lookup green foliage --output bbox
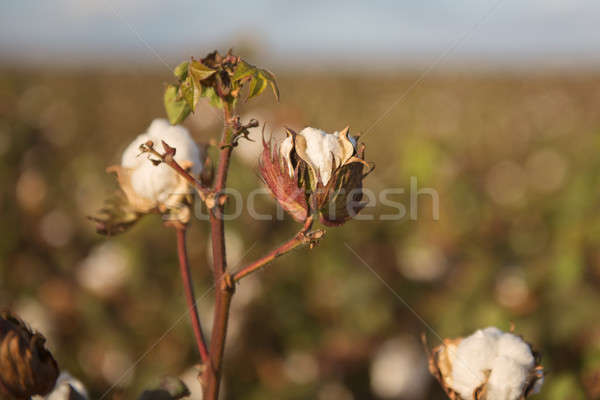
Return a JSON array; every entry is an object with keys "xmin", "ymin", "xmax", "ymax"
[
  {"xmin": 163, "ymin": 51, "xmax": 279, "ymax": 124},
  {"xmin": 232, "ymin": 60, "xmax": 279, "ymax": 101},
  {"xmin": 163, "ymin": 84, "xmax": 191, "ymax": 125}
]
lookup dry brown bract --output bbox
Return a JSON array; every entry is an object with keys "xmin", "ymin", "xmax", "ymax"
[{"xmin": 0, "ymin": 311, "xmax": 59, "ymax": 399}]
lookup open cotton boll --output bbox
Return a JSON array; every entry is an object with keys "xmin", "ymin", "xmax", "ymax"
[
  {"xmin": 496, "ymin": 333, "xmax": 535, "ymax": 368},
  {"xmin": 300, "ymin": 127, "xmax": 345, "ymax": 184},
  {"xmin": 281, "ymin": 127, "xmax": 357, "ymax": 185},
  {"xmin": 487, "ymin": 356, "xmax": 529, "ymax": 400},
  {"xmin": 451, "ymin": 328, "xmax": 500, "ymax": 398},
  {"xmin": 445, "ymin": 327, "xmax": 542, "ymax": 400},
  {"xmin": 120, "ymin": 119, "xmax": 202, "ymax": 207}
]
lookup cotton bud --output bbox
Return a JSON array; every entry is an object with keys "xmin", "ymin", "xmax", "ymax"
[
  {"xmin": 110, "ymin": 119, "xmax": 204, "ymax": 215},
  {"xmin": 260, "ymin": 126, "xmax": 372, "ymax": 225},
  {"xmin": 0, "ymin": 311, "xmax": 59, "ymax": 399},
  {"xmin": 427, "ymin": 327, "xmax": 544, "ymax": 400}
]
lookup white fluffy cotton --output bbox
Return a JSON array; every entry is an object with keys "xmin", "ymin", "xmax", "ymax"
[
  {"xmin": 121, "ymin": 118, "xmax": 202, "ymax": 204},
  {"xmin": 450, "ymin": 327, "xmax": 540, "ymax": 400},
  {"xmin": 280, "ymin": 127, "xmax": 355, "ymax": 185}
]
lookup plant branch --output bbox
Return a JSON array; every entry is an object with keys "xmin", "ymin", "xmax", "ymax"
[
  {"xmin": 175, "ymin": 226, "xmax": 210, "ymax": 364},
  {"xmin": 233, "ymin": 216, "xmax": 318, "ymax": 282},
  {"xmin": 141, "ymin": 141, "xmax": 212, "ymax": 201},
  {"xmin": 204, "ymin": 102, "xmax": 235, "ymax": 400}
]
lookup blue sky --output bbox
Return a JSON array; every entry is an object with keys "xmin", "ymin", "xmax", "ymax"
[{"xmin": 1, "ymin": 0, "xmax": 600, "ymax": 69}]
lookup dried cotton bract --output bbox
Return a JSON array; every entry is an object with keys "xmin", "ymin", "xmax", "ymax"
[
  {"xmin": 0, "ymin": 312, "xmax": 59, "ymax": 399},
  {"xmin": 260, "ymin": 126, "xmax": 372, "ymax": 226},
  {"xmin": 428, "ymin": 327, "xmax": 544, "ymax": 400}
]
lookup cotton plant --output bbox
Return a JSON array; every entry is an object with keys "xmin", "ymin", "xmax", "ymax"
[
  {"xmin": 427, "ymin": 327, "xmax": 544, "ymax": 400},
  {"xmin": 89, "ymin": 50, "xmax": 373, "ymax": 400}
]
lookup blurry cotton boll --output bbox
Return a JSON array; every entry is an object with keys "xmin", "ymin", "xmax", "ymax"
[
  {"xmin": 77, "ymin": 242, "xmax": 131, "ymax": 298},
  {"xmin": 207, "ymin": 229, "xmax": 244, "ymax": 268},
  {"xmin": 16, "ymin": 169, "xmax": 47, "ymax": 213},
  {"xmin": 486, "ymin": 160, "xmax": 526, "ymax": 206},
  {"xmin": 39, "ymin": 210, "xmax": 74, "ymax": 247},
  {"xmin": 495, "ymin": 269, "xmax": 530, "ymax": 310},
  {"xmin": 370, "ymin": 336, "xmax": 430, "ymax": 399},
  {"xmin": 32, "ymin": 371, "xmax": 88, "ymax": 400},
  {"xmin": 284, "ymin": 351, "xmax": 319, "ymax": 385},
  {"xmin": 180, "ymin": 367, "xmax": 204, "ymax": 399},
  {"xmin": 526, "ymin": 148, "xmax": 568, "ymax": 193},
  {"xmin": 318, "ymin": 381, "xmax": 354, "ymax": 400},
  {"xmin": 397, "ymin": 243, "xmax": 448, "ymax": 282},
  {"xmin": 101, "ymin": 349, "xmax": 133, "ymax": 387},
  {"xmin": 117, "ymin": 119, "xmax": 203, "ymax": 211}
]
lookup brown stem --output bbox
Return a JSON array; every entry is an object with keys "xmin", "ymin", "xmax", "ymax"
[
  {"xmin": 233, "ymin": 216, "xmax": 315, "ymax": 282},
  {"xmin": 143, "ymin": 142, "xmax": 212, "ymax": 201},
  {"xmin": 176, "ymin": 227, "xmax": 210, "ymax": 364},
  {"xmin": 203, "ymin": 103, "xmax": 234, "ymax": 400}
]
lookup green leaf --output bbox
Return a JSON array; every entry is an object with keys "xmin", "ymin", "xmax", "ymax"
[
  {"xmin": 200, "ymin": 85, "xmax": 223, "ymax": 109},
  {"xmin": 248, "ymin": 75, "xmax": 268, "ymax": 99},
  {"xmin": 164, "ymin": 84, "xmax": 191, "ymax": 124},
  {"xmin": 258, "ymin": 69, "xmax": 280, "ymax": 101},
  {"xmin": 189, "ymin": 61, "xmax": 216, "ymax": 83},
  {"xmin": 232, "ymin": 60, "xmax": 256, "ymax": 81},
  {"xmin": 173, "ymin": 61, "xmax": 189, "ymax": 81},
  {"xmin": 232, "ymin": 60, "xmax": 280, "ymax": 102},
  {"xmin": 179, "ymin": 76, "xmax": 195, "ymax": 109}
]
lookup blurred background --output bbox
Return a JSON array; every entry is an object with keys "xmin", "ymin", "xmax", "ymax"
[{"xmin": 2, "ymin": 0, "xmax": 600, "ymax": 399}]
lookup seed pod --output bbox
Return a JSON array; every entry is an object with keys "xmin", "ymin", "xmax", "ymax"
[
  {"xmin": 0, "ymin": 311, "xmax": 59, "ymax": 399},
  {"xmin": 260, "ymin": 126, "xmax": 373, "ymax": 226}
]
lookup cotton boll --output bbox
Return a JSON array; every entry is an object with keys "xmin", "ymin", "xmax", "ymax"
[
  {"xmin": 451, "ymin": 329, "xmax": 500, "ymax": 399},
  {"xmin": 299, "ymin": 127, "xmax": 344, "ymax": 184},
  {"xmin": 284, "ymin": 127, "xmax": 357, "ymax": 185},
  {"xmin": 432, "ymin": 327, "xmax": 543, "ymax": 399},
  {"xmin": 120, "ymin": 119, "xmax": 203, "ymax": 207},
  {"xmin": 496, "ymin": 333, "xmax": 535, "ymax": 368},
  {"xmin": 129, "ymin": 161, "xmax": 182, "ymax": 204},
  {"xmin": 486, "ymin": 356, "xmax": 529, "ymax": 400},
  {"xmin": 481, "ymin": 327, "xmax": 504, "ymax": 340}
]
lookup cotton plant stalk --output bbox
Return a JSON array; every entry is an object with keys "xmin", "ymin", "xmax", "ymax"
[{"xmin": 90, "ymin": 50, "xmax": 373, "ymax": 399}]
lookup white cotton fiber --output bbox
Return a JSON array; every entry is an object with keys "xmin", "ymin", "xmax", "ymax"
[{"xmin": 449, "ymin": 327, "xmax": 540, "ymax": 400}]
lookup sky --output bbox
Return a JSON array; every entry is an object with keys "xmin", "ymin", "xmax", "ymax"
[{"xmin": 1, "ymin": 0, "xmax": 600, "ymax": 70}]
